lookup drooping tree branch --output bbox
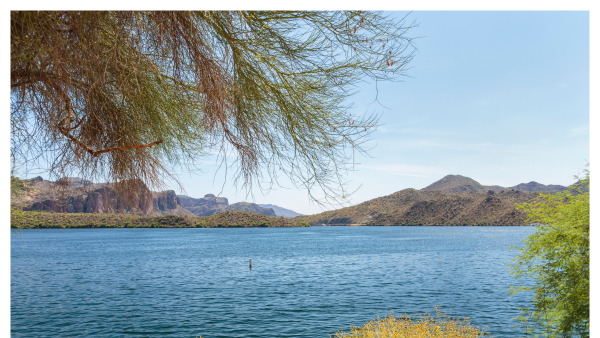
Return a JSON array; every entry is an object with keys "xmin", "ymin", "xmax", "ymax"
[{"xmin": 11, "ymin": 10, "xmax": 417, "ymax": 206}]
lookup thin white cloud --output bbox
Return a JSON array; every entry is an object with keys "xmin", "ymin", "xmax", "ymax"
[
  {"xmin": 358, "ymin": 163, "xmax": 446, "ymax": 178},
  {"xmin": 570, "ymin": 126, "xmax": 589, "ymax": 135},
  {"xmin": 554, "ymin": 125, "xmax": 589, "ymax": 140},
  {"xmin": 378, "ymin": 139, "xmax": 492, "ymax": 151},
  {"xmin": 389, "ymin": 172, "xmax": 431, "ymax": 178},
  {"xmin": 377, "ymin": 126, "xmax": 459, "ymax": 136}
]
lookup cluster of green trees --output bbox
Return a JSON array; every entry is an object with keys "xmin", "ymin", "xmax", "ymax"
[{"xmin": 511, "ymin": 169, "xmax": 589, "ymax": 337}]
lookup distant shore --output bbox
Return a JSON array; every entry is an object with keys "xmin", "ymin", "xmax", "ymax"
[
  {"xmin": 309, "ymin": 224, "xmax": 533, "ymax": 227},
  {"xmin": 11, "ymin": 210, "xmax": 310, "ymax": 229}
]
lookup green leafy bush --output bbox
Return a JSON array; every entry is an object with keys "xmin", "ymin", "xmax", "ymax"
[{"xmin": 510, "ymin": 170, "xmax": 589, "ymax": 337}]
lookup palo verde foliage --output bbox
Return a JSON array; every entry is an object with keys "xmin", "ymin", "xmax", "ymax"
[
  {"xmin": 11, "ymin": 11, "xmax": 416, "ymax": 205},
  {"xmin": 510, "ymin": 170, "xmax": 589, "ymax": 337}
]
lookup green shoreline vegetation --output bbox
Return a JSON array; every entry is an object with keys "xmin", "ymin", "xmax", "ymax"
[
  {"xmin": 11, "ymin": 210, "xmax": 310, "ymax": 229},
  {"xmin": 510, "ymin": 169, "xmax": 589, "ymax": 337}
]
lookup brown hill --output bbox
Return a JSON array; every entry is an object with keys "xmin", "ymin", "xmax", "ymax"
[
  {"xmin": 421, "ymin": 175, "xmax": 485, "ymax": 193},
  {"xmin": 294, "ymin": 189, "xmax": 538, "ymax": 226}
]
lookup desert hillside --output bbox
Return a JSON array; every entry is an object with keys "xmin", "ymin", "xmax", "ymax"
[{"xmin": 294, "ymin": 174, "xmax": 569, "ymax": 226}]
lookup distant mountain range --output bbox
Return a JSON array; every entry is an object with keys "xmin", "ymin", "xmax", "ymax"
[
  {"xmin": 12, "ymin": 176, "xmax": 299, "ymax": 218},
  {"xmin": 13, "ymin": 174, "xmax": 570, "ymax": 225},
  {"xmin": 293, "ymin": 175, "xmax": 571, "ymax": 226},
  {"xmin": 177, "ymin": 194, "xmax": 276, "ymax": 217},
  {"xmin": 258, "ymin": 204, "xmax": 303, "ymax": 218},
  {"xmin": 421, "ymin": 174, "xmax": 568, "ymax": 193}
]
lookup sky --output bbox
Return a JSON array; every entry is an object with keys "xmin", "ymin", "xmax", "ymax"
[
  {"xmin": 166, "ymin": 11, "xmax": 590, "ymax": 215},
  {"xmin": 5, "ymin": 11, "xmax": 591, "ymax": 216}
]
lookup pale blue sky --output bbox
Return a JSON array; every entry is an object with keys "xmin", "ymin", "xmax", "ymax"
[{"xmin": 172, "ymin": 11, "xmax": 589, "ymax": 215}]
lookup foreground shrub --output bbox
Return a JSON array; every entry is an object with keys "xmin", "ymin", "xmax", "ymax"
[
  {"xmin": 510, "ymin": 169, "xmax": 589, "ymax": 337},
  {"xmin": 332, "ymin": 307, "xmax": 490, "ymax": 338}
]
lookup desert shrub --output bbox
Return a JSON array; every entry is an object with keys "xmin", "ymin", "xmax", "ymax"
[{"xmin": 333, "ymin": 307, "xmax": 490, "ymax": 338}]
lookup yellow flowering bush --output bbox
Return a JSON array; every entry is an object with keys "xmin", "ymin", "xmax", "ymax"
[{"xmin": 332, "ymin": 307, "xmax": 491, "ymax": 338}]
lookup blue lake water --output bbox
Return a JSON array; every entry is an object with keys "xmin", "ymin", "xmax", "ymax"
[{"xmin": 11, "ymin": 226, "xmax": 534, "ymax": 337}]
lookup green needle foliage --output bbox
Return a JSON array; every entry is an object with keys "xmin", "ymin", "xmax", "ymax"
[
  {"xmin": 11, "ymin": 11, "xmax": 416, "ymax": 204},
  {"xmin": 510, "ymin": 169, "xmax": 589, "ymax": 337}
]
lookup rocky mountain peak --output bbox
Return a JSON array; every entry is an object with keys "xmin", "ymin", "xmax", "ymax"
[{"xmin": 421, "ymin": 174, "xmax": 485, "ymax": 193}]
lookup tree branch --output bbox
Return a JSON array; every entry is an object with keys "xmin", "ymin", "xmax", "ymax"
[{"xmin": 93, "ymin": 140, "xmax": 164, "ymax": 156}]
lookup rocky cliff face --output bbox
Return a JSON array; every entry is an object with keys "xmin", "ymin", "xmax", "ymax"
[
  {"xmin": 153, "ymin": 190, "xmax": 181, "ymax": 211},
  {"xmin": 17, "ymin": 177, "xmax": 186, "ymax": 216},
  {"xmin": 177, "ymin": 194, "xmax": 275, "ymax": 217}
]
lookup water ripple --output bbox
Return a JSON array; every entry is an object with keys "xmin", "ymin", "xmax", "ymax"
[{"xmin": 12, "ymin": 226, "xmax": 534, "ymax": 337}]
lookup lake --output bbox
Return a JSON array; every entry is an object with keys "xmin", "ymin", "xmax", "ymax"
[{"xmin": 11, "ymin": 226, "xmax": 534, "ymax": 337}]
